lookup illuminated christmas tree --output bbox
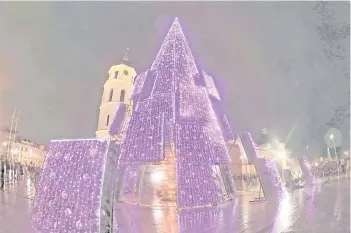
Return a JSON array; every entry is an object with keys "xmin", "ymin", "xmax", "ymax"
[{"xmin": 112, "ymin": 18, "xmax": 236, "ymax": 208}]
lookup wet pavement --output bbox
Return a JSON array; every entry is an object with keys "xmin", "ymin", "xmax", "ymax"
[{"xmin": 0, "ymin": 175, "xmax": 350, "ymax": 233}]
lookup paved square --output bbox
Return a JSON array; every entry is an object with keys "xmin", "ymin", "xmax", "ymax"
[{"xmin": 0, "ymin": 176, "xmax": 350, "ymax": 233}]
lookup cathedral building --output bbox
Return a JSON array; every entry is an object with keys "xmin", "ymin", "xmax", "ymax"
[{"xmin": 95, "ymin": 49, "xmax": 137, "ymax": 139}]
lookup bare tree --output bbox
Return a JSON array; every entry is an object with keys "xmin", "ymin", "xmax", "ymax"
[{"xmin": 309, "ymin": 1, "xmax": 350, "ymax": 139}]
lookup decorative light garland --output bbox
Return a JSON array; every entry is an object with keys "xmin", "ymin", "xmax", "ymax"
[
  {"xmin": 109, "ymin": 104, "xmax": 127, "ymax": 135},
  {"xmin": 32, "ymin": 17, "xmax": 243, "ymax": 232},
  {"xmin": 254, "ymin": 158, "xmax": 284, "ymax": 201},
  {"xmin": 238, "ymin": 131, "xmax": 259, "ymax": 164},
  {"xmin": 238, "ymin": 131, "xmax": 284, "ymax": 200},
  {"xmin": 131, "ymin": 69, "xmax": 149, "ymax": 98},
  {"xmin": 118, "ymin": 112, "xmax": 165, "ymax": 167},
  {"xmin": 220, "ymin": 115, "xmax": 236, "ymax": 142},
  {"xmin": 202, "ymin": 71, "xmax": 221, "ymax": 101},
  {"xmin": 32, "ymin": 139, "xmax": 110, "ymax": 233},
  {"xmin": 178, "ymin": 206, "xmax": 227, "ymax": 233},
  {"xmin": 118, "ymin": 18, "xmax": 235, "ymax": 208}
]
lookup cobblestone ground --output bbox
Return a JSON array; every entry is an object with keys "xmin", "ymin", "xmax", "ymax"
[{"xmin": 0, "ymin": 175, "xmax": 350, "ymax": 233}]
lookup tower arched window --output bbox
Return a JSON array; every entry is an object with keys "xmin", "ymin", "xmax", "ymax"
[
  {"xmin": 120, "ymin": 90, "xmax": 126, "ymax": 102},
  {"xmin": 108, "ymin": 89, "xmax": 114, "ymax": 102},
  {"xmin": 115, "ymin": 71, "xmax": 119, "ymax": 79},
  {"xmin": 106, "ymin": 115, "xmax": 110, "ymax": 126}
]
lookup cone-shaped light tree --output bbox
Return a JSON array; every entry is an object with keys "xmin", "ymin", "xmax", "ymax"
[{"xmin": 112, "ymin": 18, "xmax": 235, "ymax": 208}]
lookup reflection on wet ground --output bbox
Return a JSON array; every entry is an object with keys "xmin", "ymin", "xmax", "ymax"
[
  {"xmin": 114, "ymin": 177, "xmax": 350, "ymax": 233},
  {"xmin": 0, "ymin": 175, "xmax": 350, "ymax": 233}
]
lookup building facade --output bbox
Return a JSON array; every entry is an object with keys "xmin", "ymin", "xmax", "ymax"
[
  {"xmin": 95, "ymin": 52, "xmax": 136, "ymax": 138},
  {"xmin": 0, "ymin": 129, "xmax": 46, "ymax": 167}
]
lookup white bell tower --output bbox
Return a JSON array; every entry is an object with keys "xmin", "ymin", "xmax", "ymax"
[{"xmin": 96, "ymin": 49, "xmax": 137, "ymax": 138}]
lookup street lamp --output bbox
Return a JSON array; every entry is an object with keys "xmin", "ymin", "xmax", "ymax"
[
  {"xmin": 329, "ymin": 134, "xmax": 337, "ymax": 158},
  {"xmin": 151, "ymin": 170, "xmax": 164, "ymax": 184},
  {"xmin": 330, "ymin": 134, "xmax": 339, "ymax": 178},
  {"xmin": 1, "ymin": 142, "xmax": 7, "ymax": 161}
]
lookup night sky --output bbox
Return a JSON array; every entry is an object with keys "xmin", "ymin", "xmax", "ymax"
[{"xmin": 0, "ymin": 2, "xmax": 349, "ymax": 153}]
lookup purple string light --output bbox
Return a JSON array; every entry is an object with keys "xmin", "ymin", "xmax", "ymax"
[
  {"xmin": 119, "ymin": 112, "xmax": 165, "ymax": 167},
  {"xmin": 118, "ymin": 18, "xmax": 234, "ymax": 208},
  {"xmin": 132, "ymin": 69, "xmax": 149, "ymax": 98},
  {"xmin": 202, "ymin": 71, "xmax": 221, "ymax": 101},
  {"xmin": 109, "ymin": 104, "xmax": 128, "ymax": 136},
  {"xmin": 254, "ymin": 158, "xmax": 284, "ymax": 201},
  {"xmin": 238, "ymin": 131, "xmax": 284, "ymax": 200},
  {"xmin": 32, "ymin": 139, "xmax": 110, "ymax": 233},
  {"xmin": 238, "ymin": 131, "xmax": 259, "ymax": 164}
]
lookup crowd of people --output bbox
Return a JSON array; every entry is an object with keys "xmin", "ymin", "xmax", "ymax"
[
  {"xmin": 233, "ymin": 174, "xmax": 259, "ymax": 189},
  {"xmin": 313, "ymin": 157, "xmax": 350, "ymax": 177},
  {"xmin": 0, "ymin": 160, "xmax": 42, "ymax": 189}
]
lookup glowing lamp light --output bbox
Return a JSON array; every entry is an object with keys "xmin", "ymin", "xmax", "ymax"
[
  {"xmin": 272, "ymin": 150, "xmax": 287, "ymax": 161},
  {"xmin": 278, "ymin": 151, "xmax": 287, "ymax": 158},
  {"xmin": 151, "ymin": 170, "xmax": 165, "ymax": 183},
  {"xmin": 330, "ymin": 134, "xmax": 334, "ymax": 140},
  {"xmin": 314, "ymin": 162, "xmax": 319, "ymax": 167}
]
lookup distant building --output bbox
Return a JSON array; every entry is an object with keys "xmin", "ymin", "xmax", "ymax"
[
  {"xmin": 95, "ymin": 49, "xmax": 136, "ymax": 138},
  {"xmin": 0, "ymin": 128, "xmax": 46, "ymax": 167}
]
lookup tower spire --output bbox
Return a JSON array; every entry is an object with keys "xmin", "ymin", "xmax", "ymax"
[{"xmin": 122, "ymin": 48, "xmax": 129, "ymax": 64}]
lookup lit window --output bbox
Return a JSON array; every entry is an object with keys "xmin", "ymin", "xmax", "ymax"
[
  {"xmin": 106, "ymin": 115, "xmax": 110, "ymax": 126},
  {"xmin": 108, "ymin": 89, "xmax": 114, "ymax": 102},
  {"xmin": 120, "ymin": 90, "xmax": 126, "ymax": 102}
]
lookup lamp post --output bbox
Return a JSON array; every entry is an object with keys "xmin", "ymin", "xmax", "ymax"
[
  {"xmin": 329, "ymin": 134, "xmax": 337, "ymax": 157},
  {"xmin": 330, "ymin": 134, "xmax": 339, "ymax": 178},
  {"xmin": 1, "ymin": 142, "xmax": 7, "ymax": 161}
]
